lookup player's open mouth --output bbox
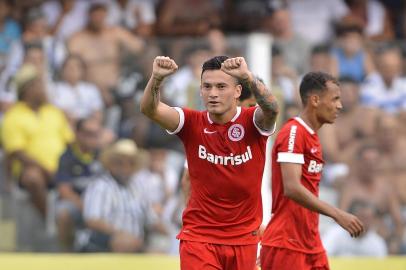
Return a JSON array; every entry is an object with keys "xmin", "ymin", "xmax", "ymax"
[{"xmin": 208, "ymin": 101, "xmax": 219, "ymax": 105}]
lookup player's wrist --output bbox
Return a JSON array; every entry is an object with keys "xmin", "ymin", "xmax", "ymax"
[
  {"xmin": 240, "ymin": 72, "xmax": 255, "ymax": 83},
  {"xmin": 152, "ymin": 73, "xmax": 165, "ymax": 82}
]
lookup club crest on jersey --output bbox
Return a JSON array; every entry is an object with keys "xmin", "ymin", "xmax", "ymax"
[{"xmin": 228, "ymin": 124, "xmax": 245, "ymax": 142}]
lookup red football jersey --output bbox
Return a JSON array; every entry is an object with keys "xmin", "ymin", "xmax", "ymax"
[
  {"xmin": 261, "ymin": 117, "xmax": 325, "ymax": 254},
  {"xmin": 171, "ymin": 106, "xmax": 272, "ymax": 245}
]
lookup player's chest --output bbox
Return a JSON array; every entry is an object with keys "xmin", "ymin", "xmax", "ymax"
[
  {"xmin": 194, "ymin": 123, "xmax": 253, "ymax": 152},
  {"xmin": 303, "ymin": 138, "xmax": 324, "ymax": 174}
]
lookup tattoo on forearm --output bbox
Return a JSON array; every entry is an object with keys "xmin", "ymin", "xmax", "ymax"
[
  {"xmin": 151, "ymin": 78, "xmax": 162, "ymax": 107},
  {"xmin": 244, "ymin": 78, "xmax": 279, "ymax": 117}
]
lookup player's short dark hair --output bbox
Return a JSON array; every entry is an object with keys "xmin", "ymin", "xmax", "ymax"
[
  {"xmin": 299, "ymin": 72, "xmax": 339, "ymax": 105},
  {"xmin": 201, "ymin": 55, "xmax": 229, "ymax": 76}
]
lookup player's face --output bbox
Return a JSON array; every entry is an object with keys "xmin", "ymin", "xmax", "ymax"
[
  {"xmin": 201, "ymin": 69, "xmax": 241, "ymax": 115},
  {"xmin": 316, "ymin": 81, "xmax": 342, "ymax": 124}
]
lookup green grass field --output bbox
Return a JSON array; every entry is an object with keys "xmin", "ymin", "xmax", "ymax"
[{"xmin": 0, "ymin": 254, "xmax": 406, "ymax": 270}]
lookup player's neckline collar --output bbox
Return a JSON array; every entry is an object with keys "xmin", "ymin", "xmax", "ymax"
[
  {"xmin": 294, "ymin": 116, "xmax": 315, "ymax": 135},
  {"xmin": 207, "ymin": 106, "xmax": 241, "ymax": 124}
]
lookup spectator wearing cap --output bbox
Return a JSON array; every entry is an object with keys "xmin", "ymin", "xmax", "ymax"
[
  {"xmin": 1, "ymin": 64, "xmax": 73, "ymax": 218},
  {"xmin": 55, "ymin": 118, "xmax": 103, "ymax": 251},
  {"xmin": 80, "ymin": 139, "xmax": 165, "ymax": 252}
]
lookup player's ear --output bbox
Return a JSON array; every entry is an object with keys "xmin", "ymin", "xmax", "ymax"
[
  {"xmin": 309, "ymin": 94, "xmax": 320, "ymax": 107},
  {"xmin": 234, "ymin": 84, "xmax": 242, "ymax": 99}
]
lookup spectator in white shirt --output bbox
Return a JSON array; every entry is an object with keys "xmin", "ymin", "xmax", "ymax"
[
  {"xmin": 287, "ymin": 0, "xmax": 348, "ymax": 45},
  {"xmin": 102, "ymin": 0, "xmax": 157, "ymax": 37},
  {"xmin": 360, "ymin": 44, "xmax": 406, "ymax": 114},
  {"xmin": 323, "ymin": 200, "xmax": 388, "ymax": 257},
  {"xmin": 41, "ymin": 0, "xmax": 89, "ymax": 42},
  {"xmin": 52, "ymin": 54, "xmax": 103, "ymax": 122}
]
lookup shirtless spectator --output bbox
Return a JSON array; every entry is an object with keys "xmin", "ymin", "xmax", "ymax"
[
  {"xmin": 339, "ymin": 143, "xmax": 404, "ymax": 254},
  {"xmin": 374, "ymin": 114, "xmax": 406, "ymax": 218},
  {"xmin": 319, "ymin": 77, "xmax": 376, "ymax": 164},
  {"xmin": 343, "ymin": 0, "xmax": 394, "ymax": 41},
  {"xmin": 68, "ymin": 3, "xmax": 144, "ymax": 106},
  {"xmin": 156, "ymin": 0, "xmax": 220, "ymax": 36}
]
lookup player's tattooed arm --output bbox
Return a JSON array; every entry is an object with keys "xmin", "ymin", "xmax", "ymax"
[
  {"xmin": 221, "ymin": 57, "xmax": 279, "ymax": 131},
  {"xmin": 244, "ymin": 77, "xmax": 279, "ymax": 131},
  {"xmin": 140, "ymin": 56, "xmax": 180, "ymax": 131}
]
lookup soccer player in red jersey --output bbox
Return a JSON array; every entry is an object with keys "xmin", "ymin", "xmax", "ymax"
[
  {"xmin": 140, "ymin": 55, "xmax": 278, "ymax": 270},
  {"xmin": 260, "ymin": 72, "xmax": 364, "ymax": 270}
]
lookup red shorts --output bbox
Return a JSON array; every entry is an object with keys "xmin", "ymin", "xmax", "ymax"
[
  {"xmin": 260, "ymin": 246, "xmax": 330, "ymax": 270},
  {"xmin": 179, "ymin": 240, "xmax": 258, "ymax": 270}
]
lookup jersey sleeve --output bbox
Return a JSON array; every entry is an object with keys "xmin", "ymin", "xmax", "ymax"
[
  {"xmin": 253, "ymin": 106, "xmax": 276, "ymax": 136},
  {"xmin": 276, "ymin": 124, "xmax": 305, "ymax": 164},
  {"xmin": 165, "ymin": 107, "xmax": 185, "ymax": 135},
  {"xmin": 166, "ymin": 107, "xmax": 199, "ymax": 142}
]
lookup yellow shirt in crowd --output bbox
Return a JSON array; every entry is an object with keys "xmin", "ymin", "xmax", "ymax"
[{"xmin": 1, "ymin": 102, "xmax": 74, "ymax": 175}]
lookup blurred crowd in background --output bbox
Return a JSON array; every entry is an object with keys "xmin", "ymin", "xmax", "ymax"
[{"xmin": 0, "ymin": 0, "xmax": 405, "ymax": 257}]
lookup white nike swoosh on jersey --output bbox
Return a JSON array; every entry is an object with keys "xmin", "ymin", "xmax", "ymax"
[
  {"xmin": 204, "ymin": 128, "xmax": 217, "ymax": 134},
  {"xmin": 311, "ymin": 147, "xmax": 318, "ymax": 154}
]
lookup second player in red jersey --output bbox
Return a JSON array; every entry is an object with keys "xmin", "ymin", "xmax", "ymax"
[
  {"xmin": 261, "ymin": 72, "xmax": 364, "ymax": 270},
  {"xmin": 140, "ymin": 55, "xmax": 279, "ymax": 270}
]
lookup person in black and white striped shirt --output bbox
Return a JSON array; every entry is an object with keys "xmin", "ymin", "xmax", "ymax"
[{"xmin": 80, "ymin": 139, "xmax": 163, "ymax": 252}]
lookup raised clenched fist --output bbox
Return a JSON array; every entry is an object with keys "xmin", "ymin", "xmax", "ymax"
[
  {"xmin": 152, "ymin": 56, "xmax": 179, "ymax": 80},
  {"xmin": 220, "ymin": 57, "xmax": 253, "ymax": 81}
]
